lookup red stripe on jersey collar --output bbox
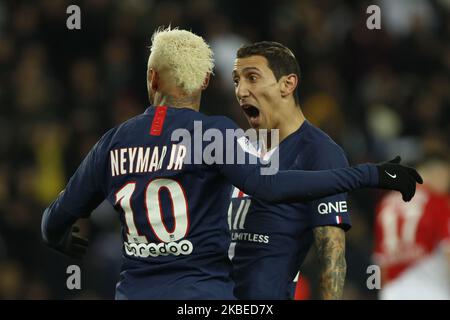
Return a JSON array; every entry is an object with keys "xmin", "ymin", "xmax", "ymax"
[{"xmin": 149, "ymin": 105, "xmax": 168, "ymax": 136}]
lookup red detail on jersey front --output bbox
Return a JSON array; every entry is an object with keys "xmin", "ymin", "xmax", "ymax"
[
  {"xmin": 232, "ymin": 187, "xmax": 248, "ymax": 198},
  {"xmin": 373, "ymin": 186, "xmax": 450, "ymax": 283},
  {"xmin": 150, "ymin": 106, "xmax": 168, "ymax": 136}
]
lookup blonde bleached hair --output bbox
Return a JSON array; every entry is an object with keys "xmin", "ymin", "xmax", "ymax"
[{"xmin": 148, "ymin": 26, "xmax": 214, "ymax": 94}]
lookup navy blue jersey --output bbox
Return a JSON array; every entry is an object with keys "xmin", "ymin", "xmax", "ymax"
[
  {"xmin": 41, "ymin": 106, "xmax": 379, "ymax": 299},
  {"xmin": 230, "ymin": 121, "xmax": 351, "ymax": 299}
]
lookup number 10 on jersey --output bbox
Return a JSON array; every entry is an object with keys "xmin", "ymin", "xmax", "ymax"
[{"xmin": 115, "ymin": 178, "xmax": 189, "ymax": 243}]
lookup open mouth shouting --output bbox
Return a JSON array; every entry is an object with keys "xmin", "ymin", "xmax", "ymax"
[{"xmin": 241, "ymin": 104, "xmax": 261, "ymax": 127}]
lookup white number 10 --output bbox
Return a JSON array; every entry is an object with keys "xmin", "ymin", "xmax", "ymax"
[{"xmin": 115, "ymin": 178, "xmax": 189, "ymax": 243}]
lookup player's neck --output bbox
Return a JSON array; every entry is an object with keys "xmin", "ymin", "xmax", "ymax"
[
  {"xmin": 277, "ymin": 104, "xmax": 305, "ymax": 143},
  {"xmin": 155, "ymin": 93, "xmax": 201, "ymax": 112},
  {"xmin": 261, "ymin": 106, "xmax": 305, "ymax": 152}
]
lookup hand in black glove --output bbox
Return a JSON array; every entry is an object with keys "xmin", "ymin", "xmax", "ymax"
[
  {"xmin": 45, "ymin": 226, "xmax": 89, "ymax": 259},
  {"xmin": 377, "ymin": 156, "xmax": 423, "ymax": 202}
]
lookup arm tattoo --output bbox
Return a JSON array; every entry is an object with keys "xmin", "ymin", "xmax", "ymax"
[{"xmin": 313, "ymin": 225, "xmax": 346, "ymax": 299}]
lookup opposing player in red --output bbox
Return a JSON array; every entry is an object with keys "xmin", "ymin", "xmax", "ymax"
[{"xmin": 374, "ymin": 152, "xmax": 450, "ymax": 299}]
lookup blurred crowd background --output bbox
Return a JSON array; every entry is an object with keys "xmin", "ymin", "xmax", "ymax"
[{"xmin": 0, "ymin": 0, "xmax": 448, "ymax": 299}]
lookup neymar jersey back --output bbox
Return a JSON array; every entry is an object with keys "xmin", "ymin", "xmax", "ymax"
[{"xmin": 98, "ymin": 106, "xmax": 237, "ymax": 299}]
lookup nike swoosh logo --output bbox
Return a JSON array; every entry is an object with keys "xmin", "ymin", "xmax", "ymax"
[{"xmin": 385, "ymin": 171, "xmax": 397, "ymax": 178}]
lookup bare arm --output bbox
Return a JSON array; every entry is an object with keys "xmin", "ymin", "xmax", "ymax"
[{"xmin": 313, "ymin": 225, "xmax": 347, "ymax": 299}]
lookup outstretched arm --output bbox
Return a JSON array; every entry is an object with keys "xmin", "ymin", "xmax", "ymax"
[
  {"xmin": 222, "ymin": 156, "xmax": 422, "ymax": 203},
  {"xmin": 216, "ymin": 119, "xmax": 421, "ymax": 203}
]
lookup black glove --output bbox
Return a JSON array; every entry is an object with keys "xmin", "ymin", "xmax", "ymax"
[
  {"xmin": 44, "ymin": 226, "xmax": 89, "ymax": 259},
  {"xmin": 376, "ymin": 156, "xmax": 423, "ymax": 202}
]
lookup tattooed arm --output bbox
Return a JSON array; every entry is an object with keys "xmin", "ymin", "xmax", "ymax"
[{"xmin": 313, "ymin": 225, "xmax": 346, "ymax": 300}]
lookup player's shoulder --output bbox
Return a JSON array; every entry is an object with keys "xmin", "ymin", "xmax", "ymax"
[
  {"xmin": 290, "ymin": 121, "xmax": 348, "ymax": 170},
  {"xmin": 115, "ymin": 111, "xmax": 150, "ymax": 132},
  {"xmin": 92, "ymin": 126, "xmax": 120, "ymax": 154},
  {"xmin": 201, "ymin": 115, "xmax": 240, "ymax": 131},
  {"xmin": 93, "ymin": 112, "xmax": 149, "ymax": 151},
  {"xmin": 98, "ymin": 115, "xmax": 139, "ymax": 144},
  {"xmin": 101, "ymin": 109, "xmax": 240, "ymax": 148},
  {"xmin": 299, "ymin": 121, "xmax": 345, "ymax": 157}
]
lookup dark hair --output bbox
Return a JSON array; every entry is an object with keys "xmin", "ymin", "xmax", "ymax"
[{"xmin": 237, "ymin": 41, "xmax": 301, "ymax": 105}]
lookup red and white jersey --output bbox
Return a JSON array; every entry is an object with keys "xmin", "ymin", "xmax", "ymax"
[{"xmin": 373, "ymin": 186, "xmax": 450, "ymax": 299}]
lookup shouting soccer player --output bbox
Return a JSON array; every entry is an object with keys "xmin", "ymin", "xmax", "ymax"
[
  {"xmin": 41, "ymin": 28, "xmax": 422, "ymax": 299},
  {"xmin": 228, "ymin": 41, "xmax": 402, "ymax": 299}
]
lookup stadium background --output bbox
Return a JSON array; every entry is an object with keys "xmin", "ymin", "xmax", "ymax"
[{"xmin": 0, "ymin": 0, "xmax": 448, "ymax": 299}]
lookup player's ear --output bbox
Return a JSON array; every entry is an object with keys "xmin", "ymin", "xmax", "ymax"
[
  {"xmin": 201, "ymin": 73, "xmax": 211, "ymax": 91},
  {"xmin": 149, "ymin": 68, "xmax": 159, "ymax": 91},
  {"xmin": 280, "ymin": 74, "xmax": 298, "ymax": 98}
]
